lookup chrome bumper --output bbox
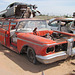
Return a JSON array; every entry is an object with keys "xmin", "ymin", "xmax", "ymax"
[
  {"xmin": 36, "ymin": 51, "xmax": 68, "ymax": 64},
  {"xmin": 67, "ymin": 38, "xmax": 75, "ymax": 56},
  {"xmin": 36, "ymin": 38, "xmax": 75, "ymax": 64}
]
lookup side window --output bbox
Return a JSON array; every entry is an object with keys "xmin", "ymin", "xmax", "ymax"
[
  {"xmin": 11, "ymin": 22, "xmax": 16, "ymax": 25},
  {"xmin": 10, "ymin": 22, "xmax": 16, "ymax": 30},
  {"xmin": 3, "ymin": 22, "xmax": 9, "ymax": 25},
  {"xmin": 17, "ymin": 21, "xmax": 27, "ymax": 30},
  {"xmin": 49, "ymin": 21, "xmax": 58, "ymax": 27},
  {"xmin": 6, "ymin": 4, "xmax": 14, "ymax": 9},
  {"xmin": 2, "ymin": 22, "xmax": 9, "ymax": 30},
  {"xmin": 6, "ymin": 6, "xmax": 10, "ymax": 9},
  {"xmin": 10, "ymin": 4, "xmax": 15, "ymax": 8},
  {"xmin": 0, "ymin": 21, "xmax": 3, "ymax": 25},
  {"xmin": 0, "ymin": 21, "xmax": 3, "ymax": 28}
]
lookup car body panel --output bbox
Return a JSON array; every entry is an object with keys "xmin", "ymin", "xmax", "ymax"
[{"xmin": 5, "ymin": 6, "xmax": 16, "ymax": 17}]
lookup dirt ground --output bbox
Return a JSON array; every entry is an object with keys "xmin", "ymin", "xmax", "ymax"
[{"xmin": 0, "ymin": 44, "xmax": 75, "ymax": 75}]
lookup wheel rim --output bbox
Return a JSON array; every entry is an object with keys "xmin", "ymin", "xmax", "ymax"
[{"xmin": 28, "ymin": 49, "xmax": 35, "ymax": 63}]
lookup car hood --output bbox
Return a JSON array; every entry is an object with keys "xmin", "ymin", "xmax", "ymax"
[{"xmin": 17, "ymin": 33, "xmax": 56, "ymax": 45}]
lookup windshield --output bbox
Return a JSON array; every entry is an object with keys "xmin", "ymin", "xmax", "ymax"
[{"xmin": 17, "ymin": 20, "xmax": 49, "ymax": 30}]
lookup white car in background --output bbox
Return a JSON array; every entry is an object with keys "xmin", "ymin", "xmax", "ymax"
[
  {"xmin": 48, "ymin": 18, "xmax": 75, "ymax": 34},
  {"xmin": 0, "ymin": 2, "xmax": 34, "ymax": 18}
]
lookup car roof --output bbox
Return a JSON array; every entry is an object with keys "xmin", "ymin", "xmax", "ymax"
[
  {"xmin": 14, "ymin": 18, "xmax": 45, "ymax": 21},
  {"xmin": 9, "ymin": 2, "xmax": 27, "ymax": 6},
  {"xmin": 49, "ymin": 18, "xmax": 75, "ymax": 22},
  {"xmin": 8, "ymin": 2, "xmax": 33, "ymax": 7},
  {"xmin": 0, "ymin": 18, "xmax": 45, "ymax": 22}
]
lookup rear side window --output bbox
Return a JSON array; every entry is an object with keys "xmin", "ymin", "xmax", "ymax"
[
  {"xmin": 0, "ymin": 21, "xmax": 3, "ymax": 28},
  {"xmin": 3, "ymin": 22, "xmax": 9, "ymax": 25},
  {"xmin": 2, "ymin": 22, "xmax": 9, "ymax": 30},
  {"xmin": 0, "ymin": 21, "xmax": 3, "ymax": 25},
  {"xmin": 11, "ymin": 22, "xmax": 16, "ymax": 25},
  {"xmin": 10, "ymin": 22, "xmax": 16, "ymax": 30}
]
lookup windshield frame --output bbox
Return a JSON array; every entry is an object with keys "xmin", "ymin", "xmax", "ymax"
[{"xmin": 16, "ymin": 20, "xmax": 49, "ymax": 31}]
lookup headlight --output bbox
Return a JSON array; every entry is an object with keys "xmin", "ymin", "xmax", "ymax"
[{"xmin": 46, "ymin": 47, "xmax": 55, "ymax": 53}]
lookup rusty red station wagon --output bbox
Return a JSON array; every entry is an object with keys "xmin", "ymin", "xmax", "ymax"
[{"xmin": 0, "ymin": 18, "xmax": 75, "ymax": 64}]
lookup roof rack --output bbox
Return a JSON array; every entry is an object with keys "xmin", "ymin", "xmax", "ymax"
[{"xmin": 0, "ymin": 18, "xmax": 16, "ymax": 21}]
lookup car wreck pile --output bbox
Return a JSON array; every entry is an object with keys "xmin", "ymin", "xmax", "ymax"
[
  {"xmin": 0, "ymin": 2, "xmax": 41, "ymax": 18},
  {"xmin": 0, "ymin": 2, "xmax": 75, "ymax": 64}
]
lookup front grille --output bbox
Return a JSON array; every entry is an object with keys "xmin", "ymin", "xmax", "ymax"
[{"xmin": 55, "ymin": 43, "xmax": 67, "ymax": 52}]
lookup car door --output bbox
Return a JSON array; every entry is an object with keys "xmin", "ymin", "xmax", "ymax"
[
  {"xmin": 0, "ymin": 21, "xmax": 6, "ymax": 45},
  {"xmin": 5, "ymin": 5, "xmax": 15, "ymax": 17},
  {"xmin": 0, "ymin": 21, "xmax": 9, "ymax": 45},
  {"xmin": 11, "ymin": 21, "xmax": 25, "ymax": 43}
]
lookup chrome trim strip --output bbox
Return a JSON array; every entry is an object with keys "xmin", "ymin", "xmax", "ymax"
[
  {"xmin": 43, "ymin": 43, "xmax": 57, "ymax": 46},
  {"xmin": 17, "ymin": 38, "xmax": 57, "ymax": 47},
  {"xmin": 36, "ymin": 51, "xmax": 67, "ymax": 59},
  {"xmin": 36, "ymin": 51, "xmax": 68, "ymax": 64},
  {"xmin": 17, "ymin": 38, "xmax": 44, "ymax": 47},
  {"xmin": 67, "ymin": 38, "xmax": 74, "ymax": 55}
]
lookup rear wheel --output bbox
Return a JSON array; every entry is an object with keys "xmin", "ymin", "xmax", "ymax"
[{"xmin": 27, "ymin": 47, "xmax": 37, "ymax": 64}]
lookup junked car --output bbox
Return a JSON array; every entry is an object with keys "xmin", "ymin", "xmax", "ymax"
[
  {"xmin": 48, "ymin": 18, "xmax": 75, "ymax": 34},
  {"xmin": 0, "ymin": 2, "xmax": 40, "ymax": 18},
  {"xmin": 0, "ymin": 18, "xmax": 75, "ymax": 64}
]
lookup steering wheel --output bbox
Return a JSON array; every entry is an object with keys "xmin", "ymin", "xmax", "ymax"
[{"xmin": 33, "ymin": 27, "xmax": 38, "ymax": 35}]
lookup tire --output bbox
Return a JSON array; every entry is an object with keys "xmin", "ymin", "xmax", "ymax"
[{"xmin": 27, "ymin": 47, "xmax": 37, "ymax": 64}]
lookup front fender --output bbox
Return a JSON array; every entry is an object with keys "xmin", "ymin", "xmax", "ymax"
[{"xmin": 17, "ymin": 33, "xmax": 56, "ymax": 54}]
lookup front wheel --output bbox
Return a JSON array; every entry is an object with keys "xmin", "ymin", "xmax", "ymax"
[{"xmin": 27, "ymin": 47, "xmax": 37, "ymax": 64}]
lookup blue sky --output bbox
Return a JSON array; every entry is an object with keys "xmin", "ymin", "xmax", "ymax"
[{"xmin": 0, "ymin": 0, "xmax": 75, "ymax": 16}]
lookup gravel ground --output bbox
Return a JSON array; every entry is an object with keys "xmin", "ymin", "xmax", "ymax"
[{"xmin": 0, "ymin": 44, "xmax": 75, "ymax": 75}]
